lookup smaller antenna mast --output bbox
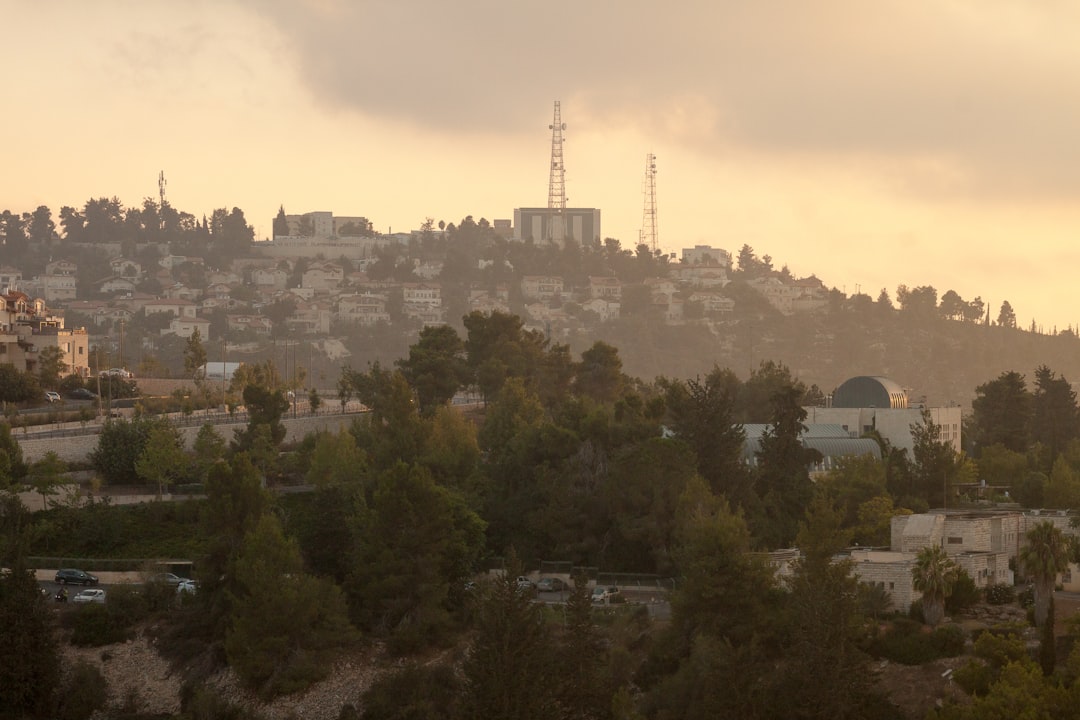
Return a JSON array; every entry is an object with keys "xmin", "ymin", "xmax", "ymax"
[{"xmin": 639, "ymin": 153, "xmax": 658, "ymax": 253}]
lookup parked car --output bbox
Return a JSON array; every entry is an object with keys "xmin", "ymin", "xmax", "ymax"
[
  {"xmin": 102, "ymin": 368, "xmax": 134, "ymax": 378},
  {"xmin": 536, "ymin": 577, "xmax": 567, "ymax": 593},
  {"xmin": 515, "ymin": 576, "xmax": 537, "ymax": 595},
  {"xmin": 149, "ymin": 572, "xmax": 183, "ymax": 587},
  {"xmin": 176, "ymin": 579, "xmax": 198, "ymax": 595},
  {"xmin": 591, "ymin": 586, "xmax": 621, "ymax": 604},
  {"xmin": 66, "ymin": 388, "xmax": 97, "ymax": 401},
  {"xmin": 72, "ymin": 588, "xmax": 107, "ymax": 605},
  {"xmin": 44, "ymin": 391, "xmax": 61, "ymax": 403},
  {"xmin": 55, "ymin": 568, "xmax": 99, "ymax": 586}
]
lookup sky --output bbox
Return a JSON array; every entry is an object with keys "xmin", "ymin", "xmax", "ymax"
[{"xmin": 4, "ymin": 0, "xmax": 1080, "ymax": 332}]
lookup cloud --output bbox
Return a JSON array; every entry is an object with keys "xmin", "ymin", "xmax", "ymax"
[{"xmin": 236, "ymin": 0, "xmax": 1080, "ymax": 198}]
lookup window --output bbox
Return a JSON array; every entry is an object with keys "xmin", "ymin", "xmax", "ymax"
[
  {"xmin": 948, "ymin": 537, "xmax": 963, "ymax": 544},
  {"xmin": 889, "ymin": 582, "xmax": 895, "ymax": 590}
]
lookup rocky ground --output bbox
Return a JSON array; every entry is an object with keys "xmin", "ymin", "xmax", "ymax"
[{"xmin": 64, "ymin": 630, "xmax": 387, "ymax": 720}]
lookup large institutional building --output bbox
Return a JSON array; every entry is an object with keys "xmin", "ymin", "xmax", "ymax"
[{"xmin": 512, "ymin": 207, "xmax": 601, "ymax": 245}]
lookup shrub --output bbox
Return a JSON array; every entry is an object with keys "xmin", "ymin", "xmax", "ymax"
[
  {"xmin": 907, "ymin": 598, "xmax": 925, "ymax": 624},
  {"xmin": 945, "ymin": 570, "xmax": 981, "ymax": 613},
  {"xmin": 52, "ymin": 660, "xmax": 108, "ymax": 720},
  {"xmin": 67, "ymin": 604, "xmax": 126, "ymax": 646},
  {"xmin": 953, "ymin": 659, "xmax": 993, "ymax": 696},
  {"xmin": 360, "ymin": 663, "xmax": 461, "ymax": 720},
  {"xmin": 930, "ymin": 624, "xmax": 967, "ymax": 657},
  {"xmin": 985, "ymin": 583, "xmax": 1016, "ymax": 605},
  {"xmin": 1018, "ymin": 585, "xmax": 1035, "ymax": 609}
]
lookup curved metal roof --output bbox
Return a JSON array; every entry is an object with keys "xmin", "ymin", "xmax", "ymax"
[{"xmin": 831, "ymin": 376, "xmax": 908, "ymax": 409}]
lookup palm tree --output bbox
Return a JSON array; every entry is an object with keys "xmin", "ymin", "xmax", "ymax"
[
  {"xmin": 912, "ymin": 544, "xmax": 959, "ymax": 626},
  {"xmin": 1020, "ymin": 520, "xmax": 1070, "ymax": 628}
]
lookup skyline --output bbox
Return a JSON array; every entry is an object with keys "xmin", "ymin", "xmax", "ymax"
[{"xmin": 4, "ymin": 1, "xmax": 1080, "ymax": 332}]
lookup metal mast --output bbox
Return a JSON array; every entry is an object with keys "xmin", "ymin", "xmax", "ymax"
[
  {"xmin": 546, "ymin": 101, "xmax": 567, "ymax": 244},
  {"xmin": 640, "ymin": 153, "xmax": 658, "ymax": 253},
  {"xmin": 158, "ymin": 171, "xmax": 167, "ymax": 231}
]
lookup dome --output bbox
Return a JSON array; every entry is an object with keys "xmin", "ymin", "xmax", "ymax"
[{"xmin": 831, "ymin": 376, "xmax": 908, "ymax": 409}]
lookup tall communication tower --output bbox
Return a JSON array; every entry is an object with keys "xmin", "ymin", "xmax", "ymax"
[
  {"xmin": 639, "ymin": 153, "xmax": 658, "ymax": 253},
  {"xmin": 546, "ymin": 101, "xmax": 567, "ymax": 244},
  {"xmin": 158, "ymin": 171, "xmax": 168, "ymax": 231}
]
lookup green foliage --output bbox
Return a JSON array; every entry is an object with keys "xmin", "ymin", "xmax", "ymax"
[
  {"xmin": 135, "ymin": 421, "xmax": 188, "ymax": 498},
  {"xmin": 953, "ymin": 659, "xmax": 994, "ymax": 696},
  {"xmin": 306, "ymin": 429, "xmax": 367, "ymax": 487},
  {"xmin": 395, "ymin": 324, "xmax": 469, "ymax": 415},
  {"xmin": 970, "ymin": 370, "xmax": 1033, "ymax": 454},
  {"xmin": 1020, "ymin": 521, "xmax": 1070, "ymax": 628},
  {"xmin": 462, "ymin": 552, "xmax": 557, "ymax": 720},
  {"xmin": 67, "ymin": 603, "xmax": 131, "ymax": 646},
  {"xmin": 348, "ymin": 463, "xmax": 485, "ymax": 653},
  {"xmin": 869, "ymin": 621, "xmax": 966, "ymax": 665},
  {"xmin": 982, "ymin": 583, "xmax": 1013, "ymax": 606},
  {"xmin": 360, "ymin": 662, "xmax": 462, "ymax": 720},
  {"xmin": 946, "ymin": 568, "xmax": 982, "ymax": 613},
  {"xmin": 225, "ymin": 514, "xmax": 356, "ymax": 698},
  {"xmin": 0, "ymin": 562, "xmax": 60, "ymax": 718},
  {"xmin": 52, "ymin": 660, "xmax": 108, "ymax": 720},
  {"xmin": 912, "ymin": 544, "xmax": 960, "ymax": 627},
  {"xmin": 90, "ymin": 416, "xmax": 175, "ymax": 485}
]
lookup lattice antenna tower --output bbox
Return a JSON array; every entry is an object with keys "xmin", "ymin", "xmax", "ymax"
[
  {"xmin": 640, "ymin": 153, "xmax": 658, "ymax": 253},
  {"xmin": 158, "ymin": 171, "xmax": 168, "ymax": 231},
  {"xmin": 547, "ymin": 101, "xmax": 567, "ymax": 244}
]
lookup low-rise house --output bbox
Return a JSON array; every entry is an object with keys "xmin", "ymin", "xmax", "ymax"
[
  {"xmin": 162, "ymin": 283, "xmax": 202, "ymax": 302},
  {"xmin": 521, "ymin": 275, "xmax": 563, "ymax": 302},
  {"xmin": 671, "ymin": 264, "xmax": 731, "ymax": 288},
  {"xmin": 580, "ymin": 297, "xmax": 620, "ymax": 322},
  {"xmin": 403, "ymin": 283, "xmax": 442, "ymax": 307},
  {"xmin": 143, "ymin": 299, "xmax": 198, "ymax": 320},
  {"xmin": 98, "ymin": 276, "xmax": 138, "ymax": 295},
  {"xmin": 336, "ymin": 293, "xmax": 390, "ymax": 326},
  {"xmin": 252, "ymin": 267, "xmax": 289, "ymax": 290},
  {"xmin": 588, "ymin": 276, "xmax": 621, "ymax": 301},
  {"xmin": 165, "ymin": 315, "xmax": 211, "ymax": 340},
  {"xmin": 0, "ymin": 266, "xmax": 23, "ymax": 291},
  {"xmin": 301, "ymin": 262, "xmax": 344, "ymax": 292},
  {"xmin": 227, "ymin": 314, "xmax": 273, "ymax": 336},
  {"xmin": 687, "ymin": 291, "xmax": 735, "ymax": 314},
  {"xmin": 45, "ymin": 259, "xmax": 78, "ymax": 276},
  {"xmin": 109, "ymin": 257, "xmax": 142, "ymax": 278}
]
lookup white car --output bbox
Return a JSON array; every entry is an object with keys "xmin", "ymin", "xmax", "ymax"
[
  {"xmin": 176, "ymin": 579, "xmax": 198, "ymax": 595},
  {"xmin": 103, "ymin": 368, "xmax": 134, "ymax": 378},
  {"xmin": 45, "ymin": 391, "xmax": 61, "ymax": 403},
  {"xmin": 72, "ymin": 588, "xmax": 107, "ymax": 604}
]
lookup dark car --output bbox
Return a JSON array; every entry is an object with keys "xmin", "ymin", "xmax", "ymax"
[
  {"xmin": 67, "ymin": 388, "xmax": 97, "ymax": 401},
  {"xmin": 55, "ymin": 568, "xmax": 99, "ymax": 586}
]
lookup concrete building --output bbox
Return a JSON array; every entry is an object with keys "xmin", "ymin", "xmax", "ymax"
[
  {"xmin": 681, "ymin": 245, "xmax": 732, "ymax": 268},
  {"xmin": 804, "ymin": 376, "xmax": 963, "ymax": 455},
  {"xmin": 513, "ymin": 207, "xmax": 601, "ymax": 245},
  {"xmin": 0, "ymin": 291, "xmax": 90, "ymax": 378}
]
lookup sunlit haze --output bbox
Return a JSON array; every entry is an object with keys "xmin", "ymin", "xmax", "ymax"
[{"xmin": 5, "ymin": 1, "xmax": 1080, "ymax": 331}]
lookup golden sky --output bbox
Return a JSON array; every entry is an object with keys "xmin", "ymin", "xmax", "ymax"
[{"xmin": 4, "ymin": 1, "xmax": 1080, "ymax": 331}]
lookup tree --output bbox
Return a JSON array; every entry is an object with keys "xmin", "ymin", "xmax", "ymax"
[
  {"xmin": 662, "ymin": 366, "xmax": 751, "ymax": 508},
  {"xmin": 37, "ymin": 345, "xmax": 68, "ymax": 389},
  {"xmin": 225, "ymin": 514, "xmax": 355, "ymax": 698},
  {"xmin": 90, "ymin": 417, "xmax": 171, "ymax": 485},
  {"xmin": 305, "ymin": 430, "xmax": 367, "ymax": 487},
  {"xmin": 273, "ymin": 205, "xmax": 289, "ymax": 237},
  {"xmin": 191, "ymin": 423, "xmax": 227, "ymax": 481},
  {"xmin": 232, "ymin": 383, "xmax": 289, "ymax": 454},
  {"xmin": 997, "ymin": 300, "xmax": 1017, "ymax": 328},
  {"xmin": 1031, "ymin": 366, "xmax": 1079, "ymax": 471},
  {"xmin": 755, "ymin": 385, "xmax": 821, "ymax": 547},
  {"xmin": 939, "ymin": 290, "xmax": 966, "ymax": 320},
  {"xmin": 134, "ymin": 422, "xmax": 188, "ymax": 499},
  {"xmin": 971, "ymin": 371, "xmax": 1032, "ymax": 454},
  {"xmin": 462, "ymin": 552, "xmax": 556, "ymax": 720},
  {"xmin": 28, "ymin": 451, "xmax": 66, "ymax": 510},
  {"xmin": 774, "ymin": 495, "xmax": 885, "ymax": 719},
  {"xmin": 1020, "ymin": 521, "xmax": 1070, "ymax": 629},
  {"xmin": 574, "ymin": 340, "xmax": 625, "ymax": 404},
  {"xmin": 396, "ymin": 324, "xmax": 469, "ymax": 415},
  {"xmin": 183, "ymin": 327, "xmax": 208, "ymax": 379},
  {"xmin": 910, "ymin": 410, "xmax": 974, "ymax": 508},
  {"xmin": 911, "ymin": 544, "xmax": 959, "ymax": 627},
  {"xmin": 348, "ymin": 463, "xmax": 485, "ymax": 652},
  {"xmin": 0, "ymin": 554, "xmax": 60, "ymax": 716}
]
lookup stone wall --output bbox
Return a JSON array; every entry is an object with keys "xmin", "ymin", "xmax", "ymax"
[{"xmin": 16, "ymin": 412, "xmax": 358, "ymax": 464}]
